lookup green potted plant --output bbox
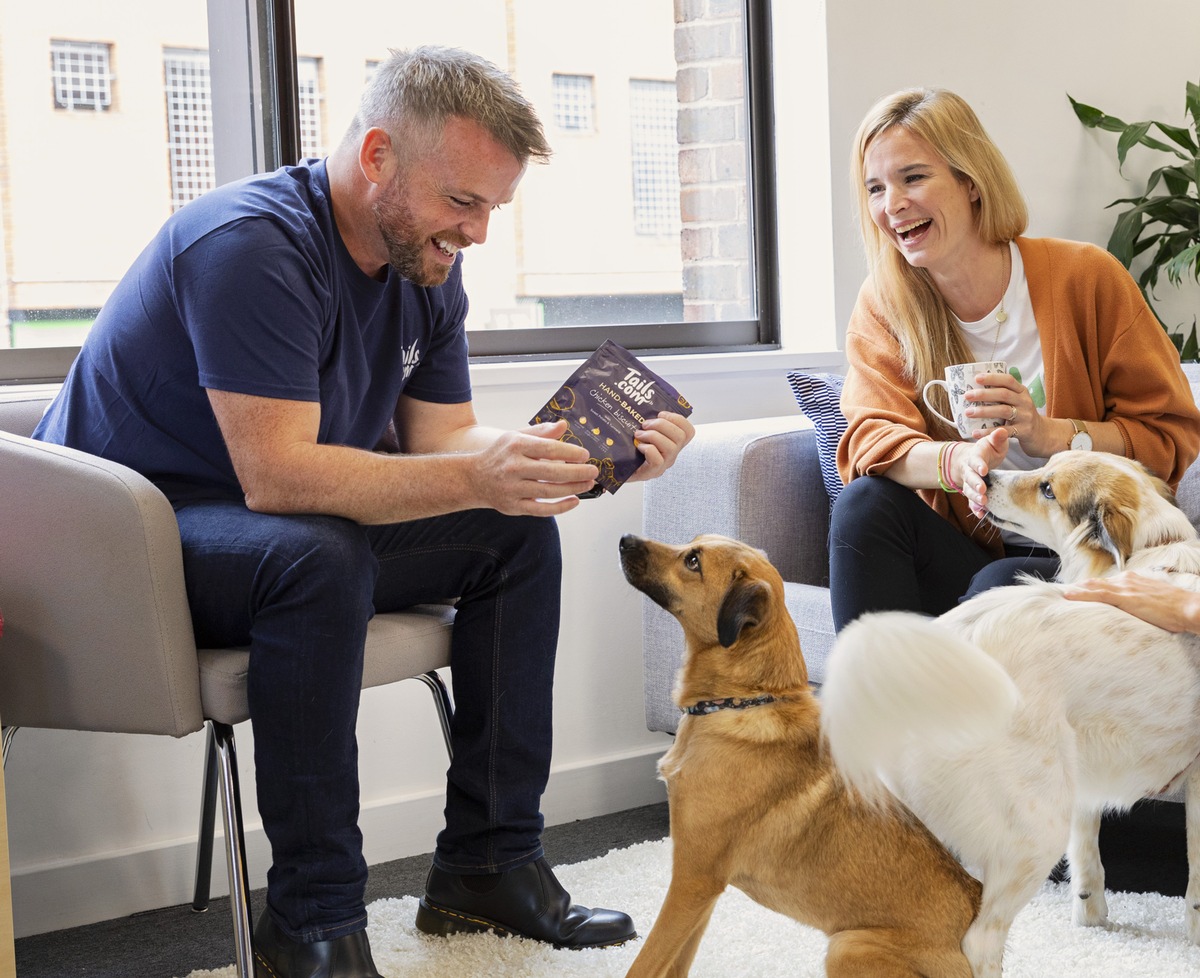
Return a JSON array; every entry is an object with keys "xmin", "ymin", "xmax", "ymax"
[{"xmin": 1068, "ymin": 80, "xmax": 1200, "ymax": 359}]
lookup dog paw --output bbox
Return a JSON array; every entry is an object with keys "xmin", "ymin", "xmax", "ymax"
[
  {"xmin": 1187, "ymin": 900, "xmax": 1200, "ymax": 944},
  {"xmin": 1072, "ymin": 889, "xmax": 1109, "ymax": 927}
]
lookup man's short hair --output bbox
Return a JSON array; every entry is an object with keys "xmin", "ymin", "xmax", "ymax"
[{"xmin": 350, "ymin": 45, "xmax": 551, "ymax": 167}]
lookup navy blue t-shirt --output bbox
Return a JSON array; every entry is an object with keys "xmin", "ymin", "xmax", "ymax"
[{"xmin": 35, "ymin": 159, "xmax": 472, "ymax": 504}]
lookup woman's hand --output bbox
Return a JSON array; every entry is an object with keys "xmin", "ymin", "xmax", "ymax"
[
  {"xmin": 1065, "ymin": 573, "xmax": 1200, "ymax": 633},
  {"xmin": 950, "ymin": 425, "xmax": 1010, "ymax": 518},
  {"xmin": 964, "ymin": 371, "xmax": 1057, "ymax": 458},
  {"xmin": 1063, "ymin": 570, "xmax": 1200, "ymax": 634}
]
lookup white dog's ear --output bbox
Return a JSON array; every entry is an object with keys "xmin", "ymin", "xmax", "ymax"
[
  {"xmin": 1060, "ymin": 502, "xmax": 1131, "ymax": 581},
  {"xmin": 716, "ymin": 575, "xmax": 770, "ymax": 648},
  {"xmin": 1090, "ymin": 502, "xmax": 1134, "ymax": 569}
]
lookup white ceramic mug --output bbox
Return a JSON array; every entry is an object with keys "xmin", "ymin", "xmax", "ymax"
[{"xmin": 921, "ymin": 360, "xmax": 1008, "ymax": 438}]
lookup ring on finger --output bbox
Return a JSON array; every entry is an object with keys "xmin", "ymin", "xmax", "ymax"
[{"xmin": 1007, "ymin": 405, "xmax": 1017, "ymax": 422}]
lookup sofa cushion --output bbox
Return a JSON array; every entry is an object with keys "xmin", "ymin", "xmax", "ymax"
[{"xmin": 786, "ymin": 371, "xmax": 847, "ymax": 502}]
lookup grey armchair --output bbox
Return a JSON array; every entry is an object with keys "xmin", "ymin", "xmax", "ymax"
[{"xmin": 0, "ymin": 391, "xmax": 456, "ymax": 978}]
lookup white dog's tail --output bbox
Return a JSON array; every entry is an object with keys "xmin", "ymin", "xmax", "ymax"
[{"xmin": 820, "ymin": 611, "xmax": 1020, "ymax": 804}]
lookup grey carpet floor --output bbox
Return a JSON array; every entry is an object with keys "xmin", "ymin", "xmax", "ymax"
[
  {"xmin": 12, "ymin": 799, "xmax": 1187, "ymax": 977},
  {"xmin": 13, "ymin": 802, "xmax": 670, "ymax": 978}
]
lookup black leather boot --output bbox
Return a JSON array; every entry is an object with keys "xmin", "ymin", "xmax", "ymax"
[
  {"xmin": 414, "ymin": 856, "xmax": 636, "ymax": 949},
  {"xmin": 253, "ymin": 909, "xmax": 384, "ymax": 978}
]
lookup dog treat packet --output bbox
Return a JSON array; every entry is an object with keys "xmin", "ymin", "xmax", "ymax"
[{"xmin": 530, "ymin": 339, "xmax": 693, "ymax": 497}]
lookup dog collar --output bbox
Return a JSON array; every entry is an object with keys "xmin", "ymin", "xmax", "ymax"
[{"xmin": 684, "ymin": 695, "xmax": 777, "ymax": 716}]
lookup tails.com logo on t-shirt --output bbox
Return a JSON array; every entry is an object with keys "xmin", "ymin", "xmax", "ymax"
[{"xmin": 401, "ymin": 339, "xmax": 421, "ymax": 382}]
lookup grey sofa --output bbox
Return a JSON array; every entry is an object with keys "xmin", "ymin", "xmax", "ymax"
[{"xmin": 639, "ymin": 364, "xmax": 1200, "ymax": 736}]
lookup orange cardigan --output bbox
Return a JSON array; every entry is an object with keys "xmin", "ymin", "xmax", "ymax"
[{"xmin": 838, "ymin": 237, "xmax": 1200, "ymax": 558}]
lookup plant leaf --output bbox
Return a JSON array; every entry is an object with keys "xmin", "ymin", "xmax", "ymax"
[
  {"xmin": 1067, "ymin": 94, "xmax": 1128, "ymax": 132},
  {"xmin": 1166, "ymin": 243, "xmax": 1200, "ymax": 287},
  {"xmin": 1117, "ymin": 122, "xmax": 1151, "ymax": 171},
  {"xmin": 1068, "ymin": 94, "xmax": 1104, "ymax": 127},
  {"xmin": 1154, "ymin": 120, "xmax": 1198, "ymax": 155},
  {"xmin": 1156, "ymin": 165, "xmax": 1194, "ymax": 197},
  {"xmin": 1187, "ymin": 81, "xmax": 1200, "ymax": 131},
  {"xmin": 1107, "ymin": 208, "xmax": 1144, "ymax": 266},
  {"xmin": 1180, "ymin": 321, "xmax": 1200, "ymax": 362}
]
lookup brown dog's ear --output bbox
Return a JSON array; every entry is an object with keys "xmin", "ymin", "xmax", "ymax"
[{"xmin": 716, "ymin": 576, "xmax": 771, "ymax": 648}]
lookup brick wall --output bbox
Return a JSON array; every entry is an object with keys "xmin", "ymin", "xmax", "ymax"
[{"xmin": 674, "ymin": 0, "xmax": 753, "ymax": 322}]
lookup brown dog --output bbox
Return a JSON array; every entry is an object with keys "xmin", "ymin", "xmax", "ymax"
[{"xmin": 618, "ymin": 533, "xmax": 981, "ymax": 978}]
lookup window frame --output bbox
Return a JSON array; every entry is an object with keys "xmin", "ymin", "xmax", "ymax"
[{"xmin": 0, "ymin": 0, "xmax": 779, "ymax": 384}]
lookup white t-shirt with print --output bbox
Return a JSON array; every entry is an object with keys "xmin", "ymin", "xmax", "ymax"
[{"xmin": 956, "ymin": 240, "xmax": 1044, "ymax": 544}]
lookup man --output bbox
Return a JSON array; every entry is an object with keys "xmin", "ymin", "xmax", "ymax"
[{"xmin": 35, "ymin": 46, "xmax": 693, "ymax": 978}]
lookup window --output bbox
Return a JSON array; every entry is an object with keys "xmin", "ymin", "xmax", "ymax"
[
  {"xmin": 552, "ymin": 73, "xmax": 595, "ymax": 132},
  {"xmin": 165, "ymin": 49, "xmax": 215, "ymax": 211},
  {"xmin": 1, "ymin": 0, "xmax": 777, "ymax": 381},
  {"xmin": 50, "ymin": 40, "xmax": 114, "ymax": 112},
  {"xmin": 629, "ymin": 79, "xmax": 681, "ymax": 237},
  {"xmin": 297, "ymin": 57, "xmax": 324, "ymax": 158}
]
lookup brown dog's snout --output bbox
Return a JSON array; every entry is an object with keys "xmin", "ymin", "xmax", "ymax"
[
  {"xmin": 618, "ymin": 534, "xmax": 676, "ymax": 613},
  {"xmin": 618, "ymin": 534, "xmax": 647, "ymax": 570},
  {"xmin": 618, "ymin": 533, "xmax": 650, "ymax": 582}
]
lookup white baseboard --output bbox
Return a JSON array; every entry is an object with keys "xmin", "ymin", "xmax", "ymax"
[{"xmin": 11, "ymin": 743, "xmax": 668, "ymax": 939}]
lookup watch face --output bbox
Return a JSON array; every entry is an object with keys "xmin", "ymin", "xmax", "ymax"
[{"xmin": 1070, "ymin": 432, "xmax": 1093, "ymax": 451}]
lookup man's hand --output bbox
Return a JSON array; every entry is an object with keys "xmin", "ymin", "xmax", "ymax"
[
  {"xmin": 622, "ymin": 411, "xmax": 696, "ymax": 484},
  {"xmin": 472, "ymin": 420, "xmax": 599, "ymax": 516}
]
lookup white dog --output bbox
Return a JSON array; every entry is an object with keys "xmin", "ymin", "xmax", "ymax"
[{"xmin": 820, "ymin": 451, "xmax": 1200, "ymax": 978}]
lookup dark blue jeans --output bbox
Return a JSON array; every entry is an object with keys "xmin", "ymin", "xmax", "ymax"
[
  {"xmin": 829, "ymin": 475, "xmax": 1059, "ymax": 632},
  {"xmin": 174, "ymin": 500, "xmax": 561, "ymax": 942}
]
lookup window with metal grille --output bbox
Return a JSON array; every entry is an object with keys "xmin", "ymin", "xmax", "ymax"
[
  {"xmin": 552, "ymin": 73, "xmax": 595, "ymax": 132},
  {"xmin": 51, "ymin": 40, "xmax": 114, "ymax": 112},
  {"xmin": 164, "ymin": 49, "xmax": 215, "ymax": 211},
  {"xmin": 297, "ymin": 57, "xmax": 324, "ymax": 158},
  {"xmin": 629, "ymin": 79, "xmax": 680, "ymax": 237}
]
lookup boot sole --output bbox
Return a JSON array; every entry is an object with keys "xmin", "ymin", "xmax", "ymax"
[{"xmin": 414, "ymin": 898, "xmax": 636, "ymax": 950}]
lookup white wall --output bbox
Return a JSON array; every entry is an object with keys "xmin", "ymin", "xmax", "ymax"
[{"xmin": 8, "ymin": 0, "xmax": 1199, "ymax": 940}]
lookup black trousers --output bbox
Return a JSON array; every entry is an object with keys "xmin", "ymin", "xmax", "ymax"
[{"xmin": 828, "ymin": 474, "xmax": 1060, "ymax": 632}]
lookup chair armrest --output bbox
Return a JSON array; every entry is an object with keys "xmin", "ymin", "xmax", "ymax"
[
  {"xmin": 640, "ymin": 416, "xmax": 831, "ymax": 733},
  {"xmin": 0, "ymin": 432, "xmax": 204, "ymax": 736}
]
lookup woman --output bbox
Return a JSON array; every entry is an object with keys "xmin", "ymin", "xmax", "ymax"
[{"xmin": 830, "ymin": 88, "xmax": 1200, "ymax": 631}]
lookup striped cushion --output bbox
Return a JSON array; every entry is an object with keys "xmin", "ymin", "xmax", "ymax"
[{"xmin": 786, "ymin": 371, "xmax": 847, "ymax": 502}]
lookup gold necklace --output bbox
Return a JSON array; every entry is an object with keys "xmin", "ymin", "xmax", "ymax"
[{"xmin": 989, "ymin": 246, "xmax": 1011, "ymax": 360}]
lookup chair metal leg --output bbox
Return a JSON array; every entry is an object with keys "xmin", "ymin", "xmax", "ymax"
[
  {"xmin": 211, "ymin": 721, "xmax": 254, "ymax": 978},
  {"xmin": 414, "ymin": 670, "xmax": 454, "ymax": 759},
  {"xmin": 0, "ymin": 726, "xmax": 18, "ymax": 767},
  {"xmin": 187, "ymin": 670, "xmax": 449, "ymax": 978},
  {"xmin": 191, "ymin": 722, "xmax": 220, "ymax": 912}
]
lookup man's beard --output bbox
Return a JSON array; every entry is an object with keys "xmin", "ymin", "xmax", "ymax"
[{"xmin": 372, "ymin": 183, "xmax": 453, "ymax": 288}]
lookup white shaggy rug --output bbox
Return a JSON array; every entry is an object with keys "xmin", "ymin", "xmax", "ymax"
[{"xmin": 180, "ymin": 837, "xmax": 1200, "ymax": 978}]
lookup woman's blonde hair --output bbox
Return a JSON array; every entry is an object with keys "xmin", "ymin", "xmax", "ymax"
[{"xmin": 850, "ymin": 89, "xmax": 1028, "ymax": 420}]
